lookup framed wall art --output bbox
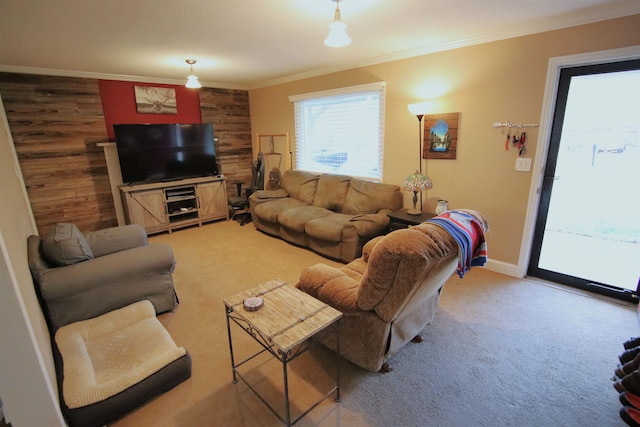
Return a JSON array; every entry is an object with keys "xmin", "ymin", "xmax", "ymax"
[
  {"xmin": 134, "ymin": 86, "xmax": 177, "ymax": 114},
  {"xmin": 423, "ymin": 112, "xmax": 460, "ymax": 160}
]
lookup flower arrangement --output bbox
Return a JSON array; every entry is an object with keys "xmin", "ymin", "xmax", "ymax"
[{"xmin": 403, "ymin": 171, "xmax": 433, "ymax": 192}]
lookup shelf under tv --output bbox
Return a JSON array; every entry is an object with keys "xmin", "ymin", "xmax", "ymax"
[{"xmin": 119, "ymin": 176, "xmax": 228, "ymax": 234}]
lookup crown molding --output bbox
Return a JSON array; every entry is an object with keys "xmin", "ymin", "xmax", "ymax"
[
  {"xmin": 0, "ymin": 65, "xmax": 249, "ymax": 91},
  {"xmin": 1, "ymin": 1, "xmax": 637, "ymax": 92},
  {"xmin": 249, "ymin": 0, "xmax": 640, "ymax": 89}
]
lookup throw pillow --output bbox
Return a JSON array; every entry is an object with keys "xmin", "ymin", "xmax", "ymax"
[{"xmin": 42, "ymin": 223, "xmax": 94, "ymax": 267}]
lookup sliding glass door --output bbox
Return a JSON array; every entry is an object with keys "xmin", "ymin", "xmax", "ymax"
[{"xmin": 528, "ymin": 59, "xmax": 640, "ymax": 302}]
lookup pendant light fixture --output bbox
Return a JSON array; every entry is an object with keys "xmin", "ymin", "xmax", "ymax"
[
  {"xmin": 185, "ymin": 59, "xmax": 202, "ymax": 88},
  {"xmin": 324, "ymin": 0, "xmax": 351, "ymax": 47}
]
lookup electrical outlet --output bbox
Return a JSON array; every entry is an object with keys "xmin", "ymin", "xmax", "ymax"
[{"xmin": 515, "ymin": 158, "xmax": 531, "ymax": 171}]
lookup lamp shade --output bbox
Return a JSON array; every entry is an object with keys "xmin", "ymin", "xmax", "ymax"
[
  {"xmin": 325, "ymin": 20, "xmax": 351, "ymax": 47},
  {"xmin": 185, "ymin": 74, "xmax": 201, "ymax": 89},
  {"xmin": 185, "ymin": 59, "xmax": 202, "ymax": 88},
  {"xmin": 324, "ymin": 0, "xmax": 351, "ymax": 47},
  {"xmin": 407, "ymin": 101, "xmax": 432, "ymax": 116},
  {"xmin": 403, "ymin": 171, "xmax": 433, "ymax": 192}
]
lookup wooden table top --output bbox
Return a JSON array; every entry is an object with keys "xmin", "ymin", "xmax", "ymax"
[
  {"xmin": 224, "ymin": 278, "xmax": 342, "ymax": 352},
  {"xmin": 387, "ymin": 208, "xmax": 435, "ymax": 225}
]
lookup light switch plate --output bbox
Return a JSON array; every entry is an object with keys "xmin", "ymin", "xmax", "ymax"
[{"xmin": 515, "ymin": 158, "xmax": 531, "ymax": 171}]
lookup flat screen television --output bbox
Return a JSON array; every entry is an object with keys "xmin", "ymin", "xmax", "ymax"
[{"xmin": 114, "ymin": 123, "xmax": 218, "ymax": 184}]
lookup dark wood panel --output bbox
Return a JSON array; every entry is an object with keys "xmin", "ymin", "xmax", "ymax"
[
  {"xmin": 0, "ymin": 72, "xmax": 114, "ymax": 236},
  {"xmin": 0, "ymin": 72, "xmax": 253, "ymax": 233},
  {"xmin": 199, "ymin": 87, "xmax": 253, "ymax": 198}
]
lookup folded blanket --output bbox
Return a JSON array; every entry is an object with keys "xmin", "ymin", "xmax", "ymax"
[{"xmin": 426, "ymin": 210, "xmax": 488, "ymax": 278}]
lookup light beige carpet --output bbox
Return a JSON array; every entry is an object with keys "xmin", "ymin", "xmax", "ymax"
[{"xmin": 109, "ymin": 220, "xmax": 637, "ymax": 427}]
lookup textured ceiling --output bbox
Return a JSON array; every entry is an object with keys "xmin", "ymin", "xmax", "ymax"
[{"xmin": 0, "ymin": 0, "xmax": 638, "ymax": 89}]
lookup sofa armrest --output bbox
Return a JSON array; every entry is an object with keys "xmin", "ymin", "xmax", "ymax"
[
  {"xmin": 251, "ymin": 188, "xmax": 289, "ymax": 200},
  {"xmin": 84, "ymin": 224, "xmax": 148, "ymax": 257},
  {"xmin": 296, "ymin": 264, "xmax": 363, "ymax": 315},
  {"xmin": 38, "ymin": 244, "xmax": 175, "ymax": 302},
  {"xmin": 248, "ymin": 188, "xmax": 290, "ymax": 212},
  {"xmin": 361, "ymin": 235, "xmax": 385, "ymax": 262}
]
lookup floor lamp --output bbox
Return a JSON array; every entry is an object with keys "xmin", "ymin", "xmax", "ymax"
[{"xmin": 407, "ymin": 102, "xmax": 432, "ymax": 210}]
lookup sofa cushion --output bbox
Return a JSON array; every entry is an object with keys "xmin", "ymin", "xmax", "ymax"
[
  {"xmin": 42, "ymin": 223, "xmax": 94, "ymax": 267},
  {"xmin": 305, "ymin": 213, "xmax": 355, "ymax": 242},
  {"xmin": 280, "ymin": 170, "xmax": 319, "ymax": 205},
  {"xmin": 55, "ymin": 300, "xmax": 187, "ymax": 409},
  {"xmin": 342, "ymin": 179, "xmax": 402, "ymax": 215},
  {"xmin": 278, "ymin": 206, "xmax": 333, "ymax": 232},
  {"xmin": 312, "ymin": 174, "xmax": 351, "ymax": 212},
  {"xmin": 253, "ymin": 197, "xmax": 308, "ymax": 223}
]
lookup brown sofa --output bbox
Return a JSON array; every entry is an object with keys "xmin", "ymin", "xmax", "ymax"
[
  {"xmin": 249, "ymin": 170, "xmax": 403, "ymax": 263},
  {"xmin": 296, "ymin": 210, "xmax": 488, "ymax": 372}
]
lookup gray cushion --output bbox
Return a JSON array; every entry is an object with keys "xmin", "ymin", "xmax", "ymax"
[{"xmin": 42, "ymin": 223, "xmax": 94, "ymax": 266}]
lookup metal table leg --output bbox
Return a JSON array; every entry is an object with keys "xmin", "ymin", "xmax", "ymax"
[
  {"xmin": 281, "ymin": 349, "xmax": 291, "ymax": 427},
  {"xmin": 335, "ymin": 320, "xmax": 341, "ymax": 402},
  {"xmin": 225, "ymin": 306, "xmax": 238, "ymax": 384}
]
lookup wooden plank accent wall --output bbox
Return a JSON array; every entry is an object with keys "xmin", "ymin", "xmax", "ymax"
[
  {"xmin": 0, "ymin": 73, "xmax": 115, "ymax": 236},
  {"xmin": 199, "ymin": 87, "xmax": 253, "ymax": 199},
  {"xmin": 0, "ymin": 73, "xmax": 253, "ymax": 236}
]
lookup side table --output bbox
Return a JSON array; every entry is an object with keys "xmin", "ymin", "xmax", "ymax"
[
  {"xmin": 387, "ymin": 208, "xmax": 435, "ymax": 231},
  {"xmin": 224, "ymin": 278, "xmax": 343, "ymax": 426}
]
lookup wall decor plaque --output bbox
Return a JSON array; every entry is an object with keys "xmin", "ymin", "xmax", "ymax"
[
  {"xmin": 134, "ymin": 86, "xmax": 177, "ymax": 114},
  {"xmin": 423, "ymin": 112, "xmax": 460, "ymax": 160}
]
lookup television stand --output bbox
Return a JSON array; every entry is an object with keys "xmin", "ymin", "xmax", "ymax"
[{"xmin": 120, "ymin": 176, "xmax": 228, "ymax": 234}]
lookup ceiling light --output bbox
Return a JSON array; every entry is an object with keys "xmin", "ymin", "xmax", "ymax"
[
  {"xmin": 185, "ymin": 59, "xmax": 202, "ymax": 89},
  {"xmin": 324, "ymin": 0, "xmax": 351, "ymax": 47}
]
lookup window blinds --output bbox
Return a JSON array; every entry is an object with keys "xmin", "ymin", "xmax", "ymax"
[{"xmin": 289, "ymin": 82, "xmax": 386, "ymax": 181}]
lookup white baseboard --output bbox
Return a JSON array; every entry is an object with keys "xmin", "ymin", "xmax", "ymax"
[{"xmin": 484, "ymin": 259, "xmax": 520, "ymax": 278}]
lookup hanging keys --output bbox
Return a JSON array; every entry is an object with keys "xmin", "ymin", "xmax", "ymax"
[{"xmin": 518, "ymin": 132, "xmax": 527, "ymax": 156}]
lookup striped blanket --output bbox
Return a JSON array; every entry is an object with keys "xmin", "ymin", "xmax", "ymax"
[{"xmin": 426, "ymin": 210, "xmax": 488, "ymax": 278}]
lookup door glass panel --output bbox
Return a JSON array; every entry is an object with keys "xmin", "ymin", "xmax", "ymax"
[{"xmin": 537, "ymin": 68, "xmax": 640, "ymax": 291}]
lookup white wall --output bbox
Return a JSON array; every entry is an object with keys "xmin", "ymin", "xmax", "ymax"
[{"xmin": 0, "ymin": 96, "xmax": 66, "ymax": 426}]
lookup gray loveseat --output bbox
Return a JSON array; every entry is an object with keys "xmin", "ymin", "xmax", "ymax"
[{"xmin": 249, "ymin": 170, "xmax": 403, "ymax": 263}]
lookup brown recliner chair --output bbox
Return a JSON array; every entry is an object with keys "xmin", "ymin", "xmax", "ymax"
[{"xmin": 296, "ymin": 210, "xmax": 487, "ymax": 372}]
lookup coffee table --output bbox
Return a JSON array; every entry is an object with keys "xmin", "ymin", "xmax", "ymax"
[{"xmin": 224, "ymin": 278, "xmax": 343, "ymax": 426}]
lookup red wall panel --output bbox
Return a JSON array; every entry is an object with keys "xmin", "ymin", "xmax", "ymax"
[{"xmin": 98, "ymin": 80, "xmax": 202, "ymax": 140}]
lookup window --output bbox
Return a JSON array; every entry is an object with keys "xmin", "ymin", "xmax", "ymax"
[{"xmin": 289, "ymin": 82, "xmax": 385, "ymax": 181}]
